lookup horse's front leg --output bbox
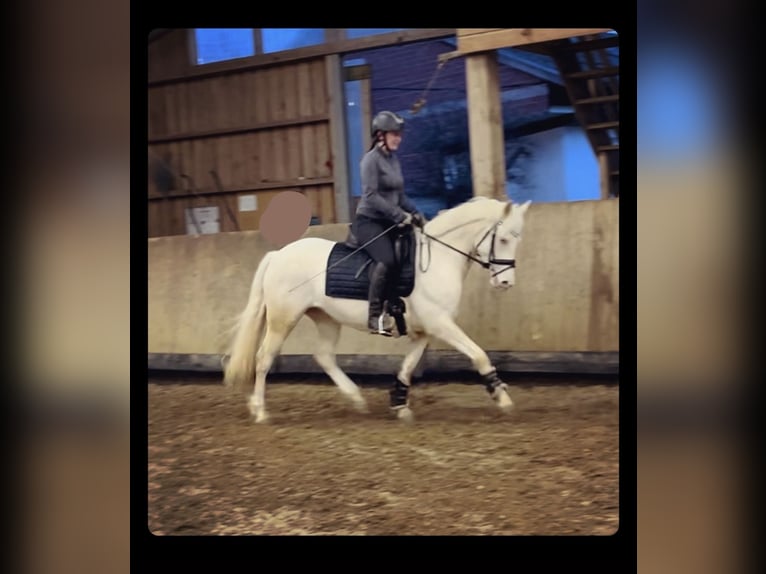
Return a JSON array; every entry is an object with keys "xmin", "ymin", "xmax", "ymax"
[{"xmin": 428, "ymin": 315, "xmax": 514, "ymax": 410}]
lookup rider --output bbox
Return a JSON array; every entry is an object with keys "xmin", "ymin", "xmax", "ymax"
[{"xmin": 351, "ymin": 110, "xmax": 426, "ymax": 336}]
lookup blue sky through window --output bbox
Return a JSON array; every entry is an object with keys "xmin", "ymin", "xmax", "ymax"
[
  {"xmin": 195, "ymin": 29, "xmax": 254, "ymax": 64},
  {"xmin": 194, "ymin": 29, "xmax": 410, "ymax": 65},
  {"xmin": 262, "ymin": 29, "xmax": 325, "ymax": 53}
]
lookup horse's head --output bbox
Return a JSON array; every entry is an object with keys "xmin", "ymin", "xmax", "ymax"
[{"xmin": 476, "ymin": 199, "xmax": 531, "ymax": 290}]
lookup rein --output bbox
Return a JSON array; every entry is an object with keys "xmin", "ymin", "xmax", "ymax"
[{"xmin": 418, "ymin": 218, "xmax": 516, "ymax": 277}]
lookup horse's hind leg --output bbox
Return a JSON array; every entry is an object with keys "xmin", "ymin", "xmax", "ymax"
[
  {"xmin": 307, "ymin": 308, "xmax": 368, "ymax": 413},
  {"xmin": 249, "ymin": 318, "xmax": 294, "ymax": 423}
]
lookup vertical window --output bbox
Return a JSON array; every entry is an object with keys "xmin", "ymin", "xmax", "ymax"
[
  {"xmin": 194, "ymin": 29, "xmax": 255, "ymax": 65},
  {"xmin": 343, "ymin": 58, "xmax": 368, "ymax": 198}
]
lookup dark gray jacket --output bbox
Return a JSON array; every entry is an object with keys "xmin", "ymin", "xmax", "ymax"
[{"xmin": 355, "ymin": 145, "xmax": 419, "ymax": 223}]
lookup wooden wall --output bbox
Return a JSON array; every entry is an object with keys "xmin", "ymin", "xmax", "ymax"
[
  {"xmin": 148, "ymin": 34, "xmax": 336, "ymax": 236},
  {"xmin": 147, "ymin": 29, "xmax": 457, "ymax": 237},
  {"xmin": 148, "ymin": 30, "xmax": 190, "ymax": 80}
]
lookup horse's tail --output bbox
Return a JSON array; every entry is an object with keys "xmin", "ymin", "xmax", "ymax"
[{"xmin": 223, "ymin": 251, "xmax": 274, "ymax": 392}]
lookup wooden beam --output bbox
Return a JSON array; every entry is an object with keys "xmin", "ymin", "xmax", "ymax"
[
  {"xmin": 599, "ymin": 152, "xmax": 610, "ymax": 199},
  {"xmin": 325, "ymin": 54, "xmax": 351, "ymax": 224},
  {"xmin": 581, "ymin": 48, "xmax": 619, "ymax": 129},
  {"xmin": 575, "ymin": 94, "xmax": 619, "ymax": 104},
  {"xmin": 594, "ymin": 48, "xmax": 620, "ymax": 106},
  {"xmin": 586, "ymin": 121, "xmax": 619, "ymax": 130},
  {"xmin": 565, "ymin": 36, "xmax": 619, "ymax": 52},
  {"xmin": 149, "ymin": 28, "xmax": 456, "ymax": 87},
  {"xmin": 457, "ymin": 28, "xmax": 612, "ymax": 53},
  {"xmin": 186, "ymin": 29, "xmax": 197, "ymax": 66},
  {"xmin": 457, "ymin": 28, "xmax": 505, "ymax": 37},
  {"xmin": 324, "ymin": 28, "xmax": 345, "ymax": 43},
  {"xmin": 565, "ymin": 66, "xmax": 619, "ymax": 80},
  {"xmin": 466, "ymin": 53, "xmax": 506, "ymax": 199},
  {"xmin": 148, "ymin": 351, "xmax": 620, "ymax": 375},
  {"xmin": 147, "ymin": 176, "xmax": 334, "ymax": 200},
  {"xmin": 253, "ymin": 29, "xmax": 263, "ymax": 55},
  {"xmin": 147, "ymin": 114, "xmax": 329, "ymax": 144}
]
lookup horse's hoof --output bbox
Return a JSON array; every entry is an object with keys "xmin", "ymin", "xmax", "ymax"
[
  {"xmin": 488, "ymin": 381, "xmax": 514, "ymax": 410},
  {"xmin": 354, "ymin": 401, "xmax": 370, "ymax": 414},
  {"xmin": 254, "ymin": 412, "xmax": 270, "ymax": 424},
  {"xmin": 394, "ymin": 406, "xmax": 414, "ymax": 423},
  {"xmin": 496, "ymin": 390, "xmax": 514, "ymax": 410}
]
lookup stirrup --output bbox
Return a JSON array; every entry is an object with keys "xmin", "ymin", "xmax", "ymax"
[{"xmin": 369, "ymin": 314, "xmax": 393, "ymax": 336}]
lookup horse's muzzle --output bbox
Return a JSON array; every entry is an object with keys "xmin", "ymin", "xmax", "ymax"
[{"xmin": 491, "ymin": 277, "xmax": 514, "ymax": 289}]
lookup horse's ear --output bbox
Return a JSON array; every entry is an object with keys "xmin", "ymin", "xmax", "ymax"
[
  {"xmin": 519, "ymin": 200, "xmax": 531, "ymax": 214},
  {"xmin": 503, "ymin": 201, "xmax": 512, "ymax": 217}
]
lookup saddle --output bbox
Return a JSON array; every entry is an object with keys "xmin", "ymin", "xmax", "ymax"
[
  {"xmin": 325, "ymin": 225, "xmax": 417, "ymax": 335},
  {"xmin": 343, "ymin": 226, "xmax": 412, "ymax": 271}
]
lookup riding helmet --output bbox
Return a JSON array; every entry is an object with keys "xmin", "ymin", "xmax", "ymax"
[{"xmin": 371, "ymin": 111, "xmax": 405, "ymax": 137}]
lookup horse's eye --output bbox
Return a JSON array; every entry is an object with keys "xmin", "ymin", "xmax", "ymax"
[{"xmin": 499, "ymin": 238, "xmax": 509, "ymax": 245}]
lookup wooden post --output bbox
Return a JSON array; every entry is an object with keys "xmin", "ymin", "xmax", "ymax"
[
  {"xmin": 598, "ymin": 152, "xmax": 610, "ymax": 199},
  {"xmin": 360, "ymin": 78, "xmax": 372, "ymax": 153},
  {"xmin": 325, "ymin": 54, "xmax": 352, "ymax": 223},
  {"xmin": 252, "ymin": 29, "xmax": 263, "ymax": 55},
  {"xmin": 324, "ymin": 28, "xmax": 345, "ymax": 43},
  {"xmin": 466, "ymin": 52, "xmax": 506, "ymax": 199}
]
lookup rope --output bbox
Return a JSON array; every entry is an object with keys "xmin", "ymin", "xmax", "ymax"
[{"xmin": 410, "ymin": 59, "xmax": 449, "ymax": 115}]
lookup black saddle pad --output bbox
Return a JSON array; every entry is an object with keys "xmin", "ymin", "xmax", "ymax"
[{"xmin": 325, "ymin": 233, "xmax": 416, "ymax": 301}]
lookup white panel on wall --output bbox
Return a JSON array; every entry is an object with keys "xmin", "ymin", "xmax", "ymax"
[{"xmin": 185, "ymin": 207, "xmax": 220, "ymax": 234}]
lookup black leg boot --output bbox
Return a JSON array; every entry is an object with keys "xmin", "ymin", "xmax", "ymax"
[
  {"xmin": 368, "ymin": 262, "xmax": 393, "ymax": 336},
  {"xmin": 384, "ymin": 261, "xmax": 407, "ymax": 337}
]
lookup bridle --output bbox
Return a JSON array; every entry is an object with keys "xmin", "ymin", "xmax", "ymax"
[{"xmin": 418, "ymin": 218, "xmax": 517, "ymax": 277}]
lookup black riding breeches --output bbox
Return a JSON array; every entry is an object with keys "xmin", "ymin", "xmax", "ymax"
[{"xmin": 351, "ymin": 215, "xmax": 396, "ymax": 268}]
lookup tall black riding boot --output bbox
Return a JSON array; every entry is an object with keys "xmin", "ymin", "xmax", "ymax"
[
  {"xmin": 368, "ymin": 261, "xmax": 393, "ymax": 336},
  {"xmin": 384, "ymin": 262, "xmax": 407, "ymax": 337}
]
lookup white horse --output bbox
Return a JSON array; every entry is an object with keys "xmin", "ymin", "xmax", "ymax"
[{"xmin": 223, "ymin": 196, "xmax": 531, "ymax": 423}]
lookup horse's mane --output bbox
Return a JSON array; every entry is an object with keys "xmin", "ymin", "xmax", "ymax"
[{"xmin": 426, "ymin": 196, "xmax": 507, "ymax": 236}]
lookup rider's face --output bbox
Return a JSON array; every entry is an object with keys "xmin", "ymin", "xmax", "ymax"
[{"xmin": 384, "ymin": 131, "xmax": 403, "ymax": 150}]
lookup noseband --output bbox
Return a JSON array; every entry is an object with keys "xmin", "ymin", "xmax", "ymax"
[{"xmin": 474, "ymin": 221, "xmax": 517, "ymax": 277}]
